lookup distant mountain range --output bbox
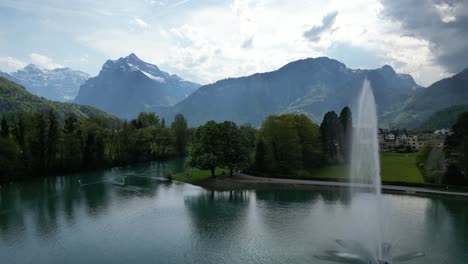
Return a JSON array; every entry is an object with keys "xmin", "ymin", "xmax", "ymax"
[
  {"xmin": 2, "ymin": 53, "xmax": 466, "ymax": 129},
  {"xmin": 381, "ymin": 68, "xmax": 468, "ymax": 129},
  {"xmin": 74, "ymin": 53, "xmax": 200, "ymax": 119},
  {"xmin": 0, "ymin": 64, "xmax": 89, "ymax": 102},
  {"xmin": 163, "ymin": 57, "xmax": 423, "ymax": 126},
  {"xmin": 0, "ymin": 77, "xmax": 116, "ymax": 120}
]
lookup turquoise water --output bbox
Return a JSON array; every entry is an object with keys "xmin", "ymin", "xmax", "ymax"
[{"xmin": 0, "ymin": 159, "xmax": 467, "ymax": 263}]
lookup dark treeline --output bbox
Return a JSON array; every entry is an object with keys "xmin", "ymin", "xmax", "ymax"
[{"xmin": 0, "ymin": 110, "xmax": 190, "ymax": 181}]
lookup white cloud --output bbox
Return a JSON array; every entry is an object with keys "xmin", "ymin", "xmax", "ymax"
[
  {"xmin": 0, "ymin": 56, "xmax": 27, "ymax": 72},
  {"xmin": 230, "ymin": 0, "xmax": 262, "ymax": 49},
  {"xmin": 29, "ymin": 53, "xmax": 64, "ymax": 69},
  {"xmin": 132, "ymin": 18, "xmax": 150, "ymax": 29},
  {"xmin": 75, "ymin": 0, "xmax": 450, "ymax": 86}
]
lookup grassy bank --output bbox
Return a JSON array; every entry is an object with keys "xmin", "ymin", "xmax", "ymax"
[
  {"xmin": 172, "ymin": 168, "xmax": 227, "ymax": 183},
  {"xmin": 173, "ymin": 153, "xmax": 424, "ymax": 185}
]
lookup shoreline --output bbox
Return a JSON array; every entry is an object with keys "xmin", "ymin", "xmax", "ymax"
[{"xmin": 186, "ymin": 173, "xmax": 468, "ymax": 198}]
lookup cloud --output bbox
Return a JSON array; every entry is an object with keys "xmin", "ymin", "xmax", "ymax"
[
  {"xmin": 132, "ymin": 18, "xmax": 150, "ymax": 29},
  {"xmin": 303, "ymin": 11, "xmax": 338, "ymax": 42},
  {"xmin": 231, "ymin": 0, "xmax": 261, "ymax": 48},
  {"xmin": 29, "ymin": 53, "xmax": 63, "ymax": 69},
  {"xmin": 379, "ymin": 0, "xmax": 468, "ymax": 74},
  {"xmin": 0, "ymin": 56, "xmax": 27, "ymax": 72}
]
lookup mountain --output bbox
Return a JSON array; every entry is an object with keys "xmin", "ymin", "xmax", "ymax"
[
  {"xmin": 382, "ymin": 68, "xmax": 468, "ymax": 129},
  {"xmin": 417, "ymin": 105, "xmax": 468, "ymax": 130},
  {"xmin": 0, "ymin": 77, "xmax": 117, "ymax": 120},
  {"xmin": 164, "ymin": 57, "xmax": 422, "ymax": 126},
  {"xmin": 0, "ymin": 64, "xmax": 89, "ymax": 102},
  {"xmin": 74, "ymin": 53, "xmax": 200, "ymax": 119}
]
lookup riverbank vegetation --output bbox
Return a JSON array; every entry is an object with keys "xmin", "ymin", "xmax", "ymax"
[
  {"xmin": 2, "ymin": 104, "xmax": 467, "ymax": 188},
  {"xmin": 0, "ymin": 111, "xmax": 190, "ymax": 182},
  {"xmin": 417, "ymin": 112, "xmax": 468, "ymax": 185}
]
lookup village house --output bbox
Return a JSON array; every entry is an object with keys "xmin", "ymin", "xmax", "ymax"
[{"xmin": 378, "ymin": 129, "xmax": 450, "ymax": 152}]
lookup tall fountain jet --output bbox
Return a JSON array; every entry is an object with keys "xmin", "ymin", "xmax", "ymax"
[
  {"xmin": 349, "ymin": 79, "xmax": 384, "ymax": 261},
  {"xmin": 315, "ymin": 79, "xmax": 424, "ymax": 264}
]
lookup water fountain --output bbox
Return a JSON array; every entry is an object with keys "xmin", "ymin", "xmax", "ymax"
[{"xmin": 315, "ymin": 79, "xmax": 424, "ymax": 264}]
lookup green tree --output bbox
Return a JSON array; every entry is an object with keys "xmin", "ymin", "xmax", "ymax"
[
  {"xmin": 445, "ymin": 112, "xmax": 468, "ymax": 184},
  {"xmin": 220, "ymin": 121, "xmax": 249, "ymax": 176},
  {"xmin": 320, "ymin": 111, "xmax": 343, "ymax": 164},
  {"xmin": 132, "ymin": 112, "xmax": 160, "ymax": 128},
  {"xmin": 46, "ymin": 110, "xmax": 61, "ymax": 170},
  {"xmin": 0, "ymin": 137, "xmax": 19, "ymax": 180},
  {"xmin": 339, "ymin": 107, "xmax": 352, "ymax": 162},
  {"xmin": 1, "ymin": 115, "xmax": 9, "ymax": 137},
  {"xmin": 254, "ymin": 139, "xmax": 267, "ymax": 172},
  {"xmin": 171, "ymin": 114, "xmax": 189, "ymax": 156},
  {"xmin": 188, "ymin": 121, "xmax": 223, "ymax": 177},
  {"xmin": 63, "ymin": 114, "xmax": 82, "ymax": 171},
  {"xmin": 256, "ymin": 114, "xmax": 321, "ymax": 174},
  {"xmin": 240, "ymin": 123, "xmax": 257, "ymax": 150}
]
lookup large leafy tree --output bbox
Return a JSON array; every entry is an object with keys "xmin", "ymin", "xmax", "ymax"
[
  {"xmin": 189, "ymin": 121, "xmax": 223, "ymax": 177},
  {"xmin": 255, "ymin": 114, "xmax": 322, "ymax": 174},
  {"xmin": 220, "ymin": 121, "xmax": 249, "ymax": 176}
]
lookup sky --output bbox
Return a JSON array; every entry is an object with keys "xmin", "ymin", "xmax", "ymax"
[{"xmin": 0, "ymin": 0, "xmax": 467, "ymax": 87}]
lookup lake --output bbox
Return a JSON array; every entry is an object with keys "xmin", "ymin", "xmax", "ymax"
[{"xmin": 1, "ymin": 159, "xmax": 467, "ymax": 263}]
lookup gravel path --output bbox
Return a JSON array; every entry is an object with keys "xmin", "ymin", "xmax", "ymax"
[{"xmin": 235, "ymin": 173, "xmax": 468, "ymax": 197}]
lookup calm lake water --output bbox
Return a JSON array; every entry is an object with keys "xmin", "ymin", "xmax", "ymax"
[{"xmin": 1, "ymin": 159, "xmax": 467, "ymax": 264}]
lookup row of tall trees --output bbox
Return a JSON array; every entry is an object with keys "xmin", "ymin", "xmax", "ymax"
[
  {"xmin": 320, "ymin": 107, "xmax": 353, "ymax": 164},
  {"xmin": 0, "ymin": 110, "xmax": 190, "ymax": 181}
]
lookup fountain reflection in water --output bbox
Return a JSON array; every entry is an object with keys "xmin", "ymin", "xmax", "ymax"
[{"xmin": 315, "ymin": 79, "xmax": 424, "ymax": 264}]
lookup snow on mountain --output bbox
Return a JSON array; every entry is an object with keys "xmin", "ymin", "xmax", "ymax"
[
  {"xmin": 74, "ymin": 53, "xmax": 200, "ymax": 118},
  {"xmin": 0, "ymin": 64, "xmax": 89, "ymax": 102}
]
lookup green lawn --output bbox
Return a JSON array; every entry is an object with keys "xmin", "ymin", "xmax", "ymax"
[
  {"xmin": 297, "ymin": 153, "xmax": 424, "ymax": 184},
  {"xmin": 172, "ymin": 168, "xmax": 227, "ymax": 183},
  {"xmin": 380, "ymin": 153, "xmax": 424, "ymax": 183},
  {"xmin": 173, "ymin": 153, "xmax": 424, "ymax": 185}
]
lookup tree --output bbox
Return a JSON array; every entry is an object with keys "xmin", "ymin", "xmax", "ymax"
[
  {"xmin": 255, "ymin": 114, "xmax": 322, "ymax": 174},
  {"xmin": 29, "ymin": 111, "xmax": 49, "ymax": 172},
  {"xmin": 188, "ymin": 121, "xmax": 223, "ymax": 177},
  {"xmin": 1, "ymin": 115, "xmax": 9, "ymax": 137},
  {"xmin": 220, "ymin": 121, "xmax": 249, "ymax": 176},
  {"xmin": 63, "ymin": 114, "xmax": 82, "ymax": 171},
  {"xmin": 339, "ymin": 107, "xmax": 352, "ymax": 162},
  {"xmin": 444, "ymin": 112, "xmax": 468, "ymax": 184},
  {"xmin": 46, "ymin": 110, "xmax": 61, "ymax": 170},
  {"xmin": 0, "ymin": 137, "xmax": 19, "ymax": 180},
  {"xmin": 239, "ymin": 123, "xmax": 257, "ymax": 150},
  {"xmin": 254, "ymin": 139, "xmax": 267, "ymax": 172},
  {"xmin": 320, "ymin": 111, "xmax": 343, "ymax": 164},
  {"xmin": 171, "ymin": 114, "xmax": 189, "ymax": 156},
  {"xmin": 131, "ymin": 112, "xmax": 160, "ymax": 129}
]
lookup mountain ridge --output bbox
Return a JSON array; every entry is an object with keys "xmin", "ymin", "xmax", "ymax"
[
  {"xmin": 75, "ymin": 53, "xmax": 200, "ymax": 119},
  {"xmin": 163, "ymin": 56, "xmax": 423, "ymax": 126},
  {"xmin": 0, "ymin": 64, "xmax": 89, "ymax": 102},
  {"xmin": 0, "ymin": 77, "xmax": 118, "ymax": 120}
]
